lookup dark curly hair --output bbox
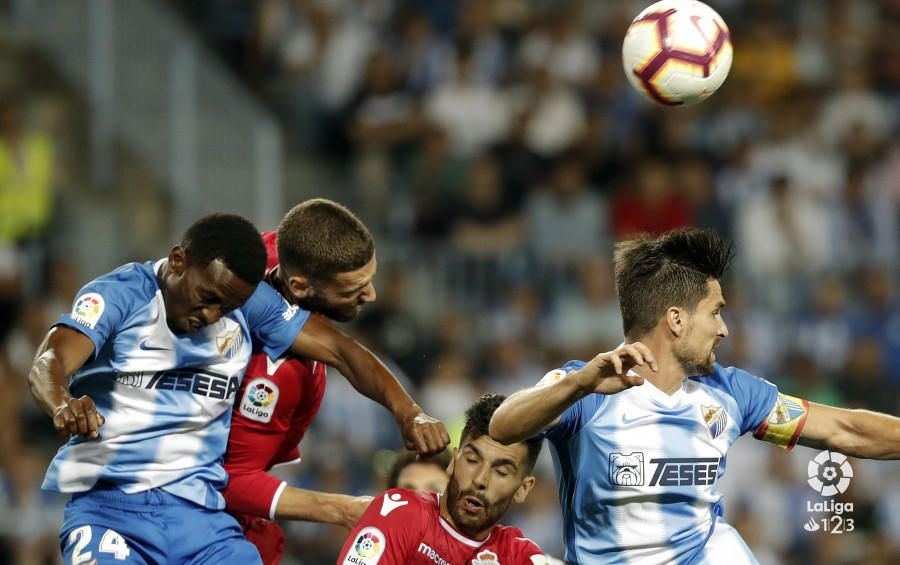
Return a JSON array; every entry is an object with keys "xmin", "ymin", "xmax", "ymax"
[
  {"xmin": 614, "ymin": 228, "xmax": 734, "ymax": 339},
  {"xmin": 462, "ymin": 393, "xmax": 542, "ymax": 474},
  {"xmin": 181, "ymin": 213, "xmax": 267, "ymax": 285}
]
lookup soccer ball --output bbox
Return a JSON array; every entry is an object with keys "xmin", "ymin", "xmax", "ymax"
[{"xmin": 622, "ymin": 0, "xmax": 733, "ymax": 106}]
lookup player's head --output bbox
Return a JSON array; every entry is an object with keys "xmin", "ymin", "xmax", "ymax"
[
  {"xmin": 388, "ymin": 449, "xmax": 451, "ymax": 492},
  {"xmin": 614, "ymin": 228, "xmax": 733, "ymax": 375},
  {"xmin": 162, "ymin": 213, "xmax": 267, "ymax": 334},
  {"xmin": 275, "ymin": 199, "xmax": 376, "ymax": 322},
  {"xmin": 444, "ymin": 394, "xmax": 541, "ymax": 539}
]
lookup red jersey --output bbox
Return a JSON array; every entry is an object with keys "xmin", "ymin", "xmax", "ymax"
[
  {"xmin": 222, "ymin": 231, "xmax": 326, "ymax": 519},
  {"xmin": 338, "ymin": 489, "xmax": 546, "ymax": 565}
]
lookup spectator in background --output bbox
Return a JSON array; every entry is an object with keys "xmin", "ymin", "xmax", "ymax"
[
  {"xmin": 425, "ymin": 43, "xmax": 510, "ymax": 158},
  {"xmin": 545, "ymin": 258, "xmax": 623, "ymax": 360},
  {"xmin": 525, "ymin": 155, "xmax": 608, "ymax": 268},
  {"xmin": 612, "ymin": 158, "xmax": 692, "ymax": 239}
]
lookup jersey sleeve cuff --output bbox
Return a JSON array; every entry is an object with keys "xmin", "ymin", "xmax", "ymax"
[{"xmin": 269, "ymin": 481, "xmax": 287, "ymax": 520}]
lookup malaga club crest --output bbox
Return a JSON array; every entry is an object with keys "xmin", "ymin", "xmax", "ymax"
[
  {"xmin": 216, "ymin": 327, "xmax": 243, "ymax": 360},
  {"xmin": 700, "ymin": 404, "xmax": 727, "ymax": 439}
]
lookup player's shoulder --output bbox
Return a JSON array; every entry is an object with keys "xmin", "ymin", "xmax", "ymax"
[
  {"xmin": 536, "ymin": 359, "xmax": 586, "ymax": 387},
  {"xmin": 491, "ymin": 524, "xmax": 544, "ymax": 556},
  {"xmin": 80, "ymin": 261, "xmax": 158, "ymax": 306},
  {"xmin": 694, "ymin": 364, "xmax": 770, "ymax": 391}
]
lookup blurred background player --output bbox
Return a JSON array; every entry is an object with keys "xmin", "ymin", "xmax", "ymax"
[
  {"xmin": 338, "ymin": 394, "xmax": 547, "ymax": 564},
  {"xmin": 386, "ymin": 449, "xmax": 451, "ymax": 492},
  {"xmin": 223, "ymin": 199, "xmax": 450, "ymax": 564},
  {"xmin": 491, "ymin": 228, "xmax": 900, "ymax": 564}
]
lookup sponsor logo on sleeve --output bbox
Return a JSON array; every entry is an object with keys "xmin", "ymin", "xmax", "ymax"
[
  {"xmin": 239, "ymin": 377, "xmax": 279, "ymax": 423},
  {"xmin": 71, "ymin": 293, "xmax": 105, "ymax": 329},
  {"xmin": 536, "ymin": 369, "xmax": 566, "ymax": 388},
  {"xmin": 282, "ymin": 301, "xmax": 299, "ymax": 321},
  {"xmin": 379, "ymin": 492, "xmax": 408, "ymax": 517},
  {"xmin": 343, "ymin": 527, "xmax": 385, "ymax": 565}
]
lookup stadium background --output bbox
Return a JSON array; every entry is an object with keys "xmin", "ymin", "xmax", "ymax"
[{"xmin": 0, "ymin": 0, "xmax": 899, "ymax": 563}]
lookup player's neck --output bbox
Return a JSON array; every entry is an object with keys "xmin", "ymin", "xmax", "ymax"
[
  {"xmin": 438, "ymin": 492, "xmax": 493, "ymax": 542},
  {"xmin": 626, "ymin": 335, "xmax": 687, "ymax": 396}
]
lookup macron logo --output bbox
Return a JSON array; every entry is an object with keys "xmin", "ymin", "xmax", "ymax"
[{"xmin": 379, "ymin": 493, "xmax": 408, "ymax": 517}]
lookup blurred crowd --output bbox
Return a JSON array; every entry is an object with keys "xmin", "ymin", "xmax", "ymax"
[{"xmin": 2, "ymin": 0, "xmax": 900, "ymax": 563}]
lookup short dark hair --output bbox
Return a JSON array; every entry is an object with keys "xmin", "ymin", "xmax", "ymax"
[
  {"xmin": 181, "ymin": 213, "xmax": 267, "ymax": 285},
  {"xmin": 462, "ymin": 393, "xmax": 542, "ymax": 475},
  {"xmin": 276, "ymin": 199, "xmax": 375, "ymax": 283},
  {"xmin": 387, "ymin": 449, "xmax": 452, "ymax": 489},
  {"xmin": 614, "ymin": 228, "xmax": 734, "ymax": 339}
]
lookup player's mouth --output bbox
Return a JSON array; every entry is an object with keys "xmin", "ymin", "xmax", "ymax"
[
  {"xmin": 460, "ymin": 495, "xmax": 487, "ymax": 514},
  {"xmin": 188, "ymin": 318, "xmax": 203, "ymax": 331}
]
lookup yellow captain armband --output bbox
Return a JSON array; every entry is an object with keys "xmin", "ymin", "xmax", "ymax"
[{"xmin": 753, "ymin": 392, "xmax": 810, "ymax": 451}]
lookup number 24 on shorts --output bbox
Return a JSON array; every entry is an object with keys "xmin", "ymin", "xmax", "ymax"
[{"xmin": 67, "ymin": 526, "xmax": 132, "ymax": 564}]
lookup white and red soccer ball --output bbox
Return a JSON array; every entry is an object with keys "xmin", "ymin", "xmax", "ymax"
[{"xmin": 622, "ymin": 0, "xmax": 733, "ymax": 106}]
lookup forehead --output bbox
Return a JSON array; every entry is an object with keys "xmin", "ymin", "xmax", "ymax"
[
  {"xmin": 330, "ymin": 254, "xmax": 377, "ymax": 289},
  {"xmin": 700, "ymin": 279, "xmax": 724, "ymax": 306},
  {"xmin": 461, "ymin": 434, "xmax": 529, "ymax": 465},
  {"xmin": 191, "ymin": 259, "xmax": 254, "ymax": 299}
]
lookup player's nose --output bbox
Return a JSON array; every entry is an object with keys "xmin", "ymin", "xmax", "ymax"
[
  {"xmin": 360, "ymin": 282, "xmax": 376, "ymax": 304},
  {"xmin": 718, "ymin": 320, "xmax": 729, "ymax": 338}
]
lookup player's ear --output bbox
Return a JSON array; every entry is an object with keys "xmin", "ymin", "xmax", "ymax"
[
  {"xmin": 513, "ymin": 475, "xmax": 535, "ymax": 504},
  {"xmin": 286, "ymin": 274, "xmax": 314, "ymax": 299},
  {"xmin": 665, "ymin": 307, "xmax": 685, "ymax": 337},
  {"xmin": 168, "ymin": 246, "xmax": 187, "ymax": 275}
]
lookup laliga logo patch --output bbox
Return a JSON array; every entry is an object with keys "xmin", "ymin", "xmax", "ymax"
[
  {"xmin": 536, "ymin": 369, "xmax": 566, "ymax": 388},
  {"xmin": 71, "ymin": 293, "xmax": 105, "ymax": 329},
  {"xmin": 239, "ymin": 378, "xmax": 279, "ymax": 423},
  {"xmin": 808, "ymin": 450, "xmax": 853, "ymax": 497},
  {"xmin": 700, "ymin": 403, "xmax": 727, "ymax": 439},
  {"xmin": 343, "ymin": 527, "xmax": 385, "ymax": 564},
  {"xmin": 216, "ymin": 327, "xmax": 243, "ymax": 360},
  {"xmin": 472, "ymin": 549, "xmax": 499, "ymax": 565},
  {"xmin": 609, "ymin": 452, "xmax": 645, "ymax": 486}
]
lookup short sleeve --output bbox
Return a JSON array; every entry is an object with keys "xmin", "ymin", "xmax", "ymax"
[
  {"xmin": 241, "ymin": 282, "xmax": 310, "ymax": 360},
  {"xmin": 540, "ymin": 360, "xmax": 607, "ymax": 443},
  {"xmin": 719, "ymin": 365, "xmax": 779, "ymax": 435},
  {"xmin": 55, "ymin": 273, "xmax": 140, "ymax": 359}
]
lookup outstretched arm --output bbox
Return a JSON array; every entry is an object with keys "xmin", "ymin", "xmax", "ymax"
[
  {"xmin": 29, "ymin": 326, "xmax": 104, "ymax": 439},
  {"xmin": 289, "ymin": 314, "xmax": 449, "ymax": 456},
  {"xmin": 490, "ymin": 344, "xmax": 654, "ymax": 444},
  {"xmin": 797, "ymin": 403, "xmax": 900, "ymax": 460}
]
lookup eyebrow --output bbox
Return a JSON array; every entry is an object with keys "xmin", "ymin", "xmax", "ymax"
[{"xmin": 464, "ymin": 443, "xmax": 519, "ymax": 470}]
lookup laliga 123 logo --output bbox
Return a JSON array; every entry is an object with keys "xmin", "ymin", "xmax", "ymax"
[
  {"xmin": 803, "ymin": 450, "xmax": 856, "ymax": 535},
  {"xmin": 807, "ymin": 450, "xmax": 853, "ymax": 497}
]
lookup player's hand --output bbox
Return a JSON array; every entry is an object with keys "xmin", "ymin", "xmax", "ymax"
[
  {"xmin": 341, "ymin": 495, "xmax": 374, "ymax": 529},
  {"xmin": 53, "ymin": 395, "xmax": 105, "ymax": 440},
  {"xmin": 399, "ymin": 407, "xmax": 451, "ymax": 458},
  {"xmin": 573, "ymin": 343, "xmax": 657, "ymax": 395}
]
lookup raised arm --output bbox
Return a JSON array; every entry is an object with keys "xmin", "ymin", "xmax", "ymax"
[
  {"xmin": 490, "ymin": 344, "xmax": 654, "ymax": 444},
  {"xmin": 289, "ymin": 314, "xmax": 450, "ymax": 456},
  {"xmin": 29, "ymin": 325, "xmax": 104, "ymax": 439},
  {"xmin": 797, "ymin": 402, "xmax": 900, "ymax": 460}
]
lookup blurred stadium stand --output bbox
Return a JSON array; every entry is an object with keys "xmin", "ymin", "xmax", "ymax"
[{"xmin": 0, "ymin": 0, "xmax": 899, "ymax": 563}]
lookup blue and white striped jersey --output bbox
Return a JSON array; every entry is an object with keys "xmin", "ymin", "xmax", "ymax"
[
  {"xmin": 42, "ymin": 260, "xmax": 309, "ymax": 510},
  {"xmin": 543, "ymin": 361, "xmax": 779, "ymax": 564}
]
